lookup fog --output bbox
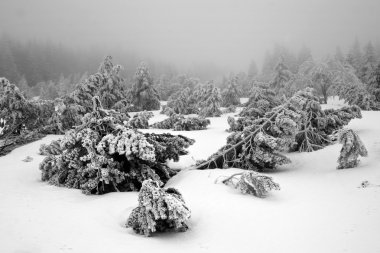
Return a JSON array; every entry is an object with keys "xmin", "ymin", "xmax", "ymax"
[{"xmin": 1, "ymin": 0, "xmax": 380, "ymax": 73}]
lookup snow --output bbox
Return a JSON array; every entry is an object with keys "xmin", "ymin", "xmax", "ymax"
[{"xmin": 1, "ymin": 105, "xmax": 380, "ymax": 253}]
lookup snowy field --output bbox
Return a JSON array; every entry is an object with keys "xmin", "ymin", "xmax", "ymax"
[{"xmin": 1, "ymin": 102, "xmax": 380, "ymax": 253}]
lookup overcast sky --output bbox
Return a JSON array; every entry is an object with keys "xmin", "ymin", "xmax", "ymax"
[{"xmin": 0, "ymin": 0, "xmax": 379, "ymax": 72}]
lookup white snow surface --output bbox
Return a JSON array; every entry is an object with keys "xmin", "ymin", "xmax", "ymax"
[{"xmin": 1, "ymin": 105, "xmax": 380, "ymax": 253}]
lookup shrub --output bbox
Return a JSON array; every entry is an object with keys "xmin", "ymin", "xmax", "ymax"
[
  {"xmin": 126, "ymin": 179, "xmax": 191, "ymax": 237},
  {"xmin": 39, "ymin": 97, "xmax": 194, "ymax": 194},
  {"xmin": 221, "ymin": 171, "xmax": 280, "ymax": 197},
  {"xmin": 337, "ymin": 129, "xmax": 368, "ymax": 169}
]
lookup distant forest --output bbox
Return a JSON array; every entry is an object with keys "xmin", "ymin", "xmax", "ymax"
[{"xmin": 1, "ymin": 34, "xmax": 380, "ymax": 102}]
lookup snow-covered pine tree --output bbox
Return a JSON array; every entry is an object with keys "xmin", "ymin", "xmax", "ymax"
[
  {"xmin": 239, "ymin": 85, "xmax": 281, "ymax": 118},
  {"xmin": 367, "ymin": 63, "xmax": 380, "ymax": 103},
  {"xmin": 165, "ymin": 87, "xmax": 198, "ymax": 115},
  {"xmin": 126, "ymin": 179, "xmax": 191, "ymax": 237},
  {"xmin": 129, "ymin": 62, "xmax": 161, "ymax": 111},
  {"xmin": 197, "ymin": 89, "xmax": 305, "ymax": 171},
  {"xmin": 197, "ymin": 88, "xmax": 362, "ymax": 171},
  {"xmin": 198, "ymin": 83, "xmax": 222, "ymax": 117},
  {"xmin": 221, "ymin": 171, "xmax": 280, "ymax": 197},
  {"xmin": 337, "ymin": 129, "xmax": 368, "ymax": 169},
  {"xmin": 127, "ymin": 111, "xmax": 154, "ymax": 129},
  {"xmin": 360, "ymin": 42, "xmax": 377, "ymax": 84},
  {"xmin": 40, "ymin": 97, "xmax": 194, "ymax": 194},
  {"xmin": 151, "ymin": 114, "xmax": 210, "ymax": 131},
  {"xmin": 221, "ymin": 76, "xmax": 240, "ymax": 107},
  {"xmin": 270, "ymin": 57, "xmax": 293, "ymax": 94}
]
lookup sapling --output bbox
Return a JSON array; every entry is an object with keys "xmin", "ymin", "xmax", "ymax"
[
  {"xmin": 220, "ymin": 171, "xmax": 280, "ymax": 197},
  {"xmin": 337, "ymin": 129, "xmax": 368, "ymax": 169},
  {"xmin": 126, "ymin": 179, "xmax": 191, "ymax": 236}
]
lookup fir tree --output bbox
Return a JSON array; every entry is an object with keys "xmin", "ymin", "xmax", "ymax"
[
  {"xmin": 337, "ymin": 129, "xmax": 368, "ymax": 169},
  {"xmin": 129, "ymin": 62, "xmax": 161, "ymax": 111},
  {"xmin": 360, "ymin": 42, "xmax": 377, "ymax": 84},
  {"xmin": 221, "ymin": 76, "xmax": 240, "ymax": 107},
  {"xmin": 367, "ymin": 63, "xmax": 380, "ymax": 102},
  {"xmin": 39, "ymin": 97, "xmax": 194, "ymax": 194},
  {"xmin": 126, "ymin": 179, "xmax": 191, "ymax": 236},
  {"xmin": 199, "ymin": 83, "xmax": 222, "ymax": 117},
  {"xmin": 270, "ymin": 57, "xmax": 293, "ymax": 93},
  {"xmin": 220, "ymin": 171, "xmax": 280, "ymax": 198}
]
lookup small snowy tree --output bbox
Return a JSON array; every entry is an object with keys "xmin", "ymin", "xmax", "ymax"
[
  {"xmin": 198, "ymin": 83, "xmax": 222, "ymax": 117},
  {"xmin": 221, "ymin": 76, "xmax": 240, "ymax": 107},
  {"xmin": 337, "ymin": 129, "xmax": 368, "ymax": 169},
  {"xmin": 126, "ymin": 179, "xmax": 191, "ymax": 236},
  {"xmin": 220, "ymin": 171, "xmax": 280, "ymax": 198},
  {"xmin": 129, "ymin": 62, "xmax": 161, "ymax": 111},
  {"xmin": 40, "ymin": 97, "xmax": 194, "ymax": 194}
]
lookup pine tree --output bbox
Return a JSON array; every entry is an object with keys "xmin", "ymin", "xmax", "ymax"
[
  {"xmin": 126, "ymin": 179, "xmax": 191, "ymax": 236},
  {"xmin": 198, "ymin": 83, "xmax": 222, "ymax": 117},
  {"xmin": 346, "ymin": 38, "xmax": 363, "ymax": 76},
  {"xmin": 39, "ymin": 97, "xmax": 194, "ymax": 194},
  {"xmin": 247, "ymin": 60, "xmax": 258, "ymax": 79},
  {"xmin": 221, "ymin": 171, "xmax": 280, "ymax": 197},
  {"xmin": 297, "ymin": 46, "xmax": 313, "ymax": 69},
  {"xmin": 360, "ymin": 42, "xmax": 377, "ymax": 84},
  {"xmin": 129, "ymin": 62, "xmax": 161, "ymax": 111},
  {"xmin": 334, "ymin": 46, "xmax": 345, "ymax": 63},
  {"xmin": 197, "ymin": 88, "xmax": 362, "ymax": 171},
  {"xmin": 270, "ymin": 58, "xmax": 293, "ymax": 93},
  {"xmin": 337, "ymin": 129, "xmax": 368, "ymax": 169},
  {"xmin": 367, "ymin": 63, "xmax": 380, "ymax": 102},
  {"xmin": 221, "ymin": 76, "xmax": 240, "ymax": 107}
]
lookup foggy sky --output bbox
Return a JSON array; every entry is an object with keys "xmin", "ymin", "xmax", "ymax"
[{"xmin": 1, "ymin": 0, "xmax": 380, "ymax": 73}]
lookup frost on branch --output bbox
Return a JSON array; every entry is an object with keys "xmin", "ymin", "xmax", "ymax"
[
  {"xmin": 337, "ymin": 129, "xmax": 368, "ymax": 169},
  {"xmin": 221, "ymin": 171, "xmax": 280, "ymax": 198},
  {"xmin": 126, "ymin": 179, "xmax": 191, "ymax": 237}
]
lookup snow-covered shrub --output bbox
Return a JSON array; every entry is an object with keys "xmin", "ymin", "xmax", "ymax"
[
  {"xmin": 173, "ymin": 117, "xmax": 210, "ymax": 131},
  {"xmin": 127, "ymin": 111, "xmax": 154, "ymax": 129},
  {"xmin": 221, "ymin": 171, "xmax": 280, "ymax": 197},
  {"xmin": 151, "ymin": 114, "xmax": 210, "ymax": 131},
  {"xmin": 151, "ymin": 114, "xmax": 185, "ymax": 129},
  {"xmin": 239, "ymin": 85, "xmax": 281, "ymax": 118},
  {"xmin": 39, "ymin": 97, "xmax": 194, "ymax": 194},
  {"xmin": 337, "ymin": 129, "xmax": 368, "ymax": 169},
  {"xmin": 126, "ymin": 179, "xmax": 191, "ymax": 237},
  {"xmin": 39, "ymin": 140, "xmax": 62, "ymax": 156},
  {"xmin": 165, "ymin": 88, "xmax": 198, "ymax": 115},
  {"xmin": 160, "ymin": 105, "xmax": 176, "ymax": 116},
  {"xmin": 222, "ymin": 105, "xmax": 236, "ymax": 114}
]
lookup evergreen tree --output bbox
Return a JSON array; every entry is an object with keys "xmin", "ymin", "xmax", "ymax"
[
  {"xmin": 334, "ymin": 46, "xmax": 345, "ymax": 63},
  {"xmin": 198, "ymin": 83, "xmax": 222, "ymax": 117},
  {"xmin": 270, "ymin": 58, "xmax": 293, "ymax": 93},
  {"xmin": 129, "ymin": 62, "xmax": 161, "ymax": 111},
  {"xmin": 360, "ymin": 42, "xmax": 377, "ymax": 84},
  {"xmin": 221, "ymin": 76, "xmax": 240, "ymax": 107},
  {"xmin": 39, "ymin": 97, "xmax": 194, "ymax": 195},
  {"xmin": 367, "ymin": 63, "xmax": 380, "ymax": 102},
  {"xmin": 337, "ymin": 129, "xmax": 368, "ymax": 169},
  {"xmin": 221, "ymin": 171, "xmax": 280, "ymax": 197},
  {"xmin": 346, "ymin": 38, "xmax": 363, "ymax": 75},
  {"xmin": 297, "ymin": 46, "xmax": 313, "ymax": 69},
  {"xmin": 247, "ymin": 60, "xmax": 258, "ymax": 79},
  {"xmin": 126, "ymin": 179, "xmax": 191, "ymax": 236}
]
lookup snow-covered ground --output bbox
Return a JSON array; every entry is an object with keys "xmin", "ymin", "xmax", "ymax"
[{"xmin": 1, "ymin": 103, "xmax": 380, "ymax": 253}]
